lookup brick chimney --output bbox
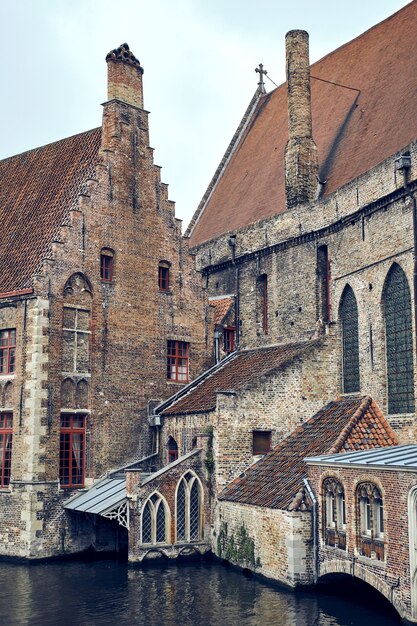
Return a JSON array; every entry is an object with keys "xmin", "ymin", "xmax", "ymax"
[
  {"xmin": 284, "ymin": 30, "xmax": 318, "ymax": 209},
  {"xmin": 106, "ymin": 43, "xmax": 144, "ymax": 109}
]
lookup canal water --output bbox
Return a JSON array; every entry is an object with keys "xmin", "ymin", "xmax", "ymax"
[{"xmin": 0, "ymin": 557, "xmax": 403, "ymax": 626}]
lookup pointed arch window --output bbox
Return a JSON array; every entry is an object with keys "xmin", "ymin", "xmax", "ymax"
[
  {"xmin": 383, "ymin": 264, "xmax": 415, "ymax": 414},
  {"xmin": 323, "ymin": 478, "xmax": 346, "ymax": 550},
  {"xmin": 357, "ymin": 482, "xmax": 384, "ymax": 560},
  {"xmin": 141, "ymin": 493, "xmax": 170, "ymax": 545},
  {"xmin": 176, "ymin": 472, "xmax": 202, "ymax": 543},
  {"xmin": 339, "ymin": 285, "xmax": 360, "ymax": 393}
]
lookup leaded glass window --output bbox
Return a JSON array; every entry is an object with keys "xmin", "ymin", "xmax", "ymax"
[
  {"xmin": 141, "ymin": 492, "xmax": 169, "ymax": 545},
  {"xmin": 384, "ymin": 264, "xmax": 415, "ymax": 414},
  {"xmin": 156, "ymin": 502, "xmax": 166, "ymax": 543},
  {"xmin": 175, "ymin": 472, "xmax": 202, "ymax": 543},
  {"xmin": 190, "ymin": 481, "xmax": 200, "ymax": 541},
  {"xmin": 142, "ymin": 502, "xmax": 152, "ymax": 544},
  {"xmin": 176, "ymin": 481, "xmax": 186, "ymax": 541},
  {"xmin": 339, "ymin": 285, "xmax": 360, "ymax": 393}
]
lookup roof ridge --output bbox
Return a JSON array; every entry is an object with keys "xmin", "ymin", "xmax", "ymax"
[{"xmin": 329, "ymin": 395, "xmax": 371, "ymax": 454}]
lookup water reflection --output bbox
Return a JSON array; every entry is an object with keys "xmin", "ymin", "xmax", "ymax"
[{"xmin": 0, "ymin": 559, "xmax": 402, "ymax": 626}]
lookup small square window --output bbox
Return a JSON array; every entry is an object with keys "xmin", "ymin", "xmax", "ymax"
[{"xmin": 252, "ymin": 430, "xmax": 271, "ymax": 455}]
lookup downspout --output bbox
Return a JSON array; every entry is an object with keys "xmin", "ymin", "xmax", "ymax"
[{"xmin": 303, "ymin": 477, "xmax": 319, "ymax": 584}]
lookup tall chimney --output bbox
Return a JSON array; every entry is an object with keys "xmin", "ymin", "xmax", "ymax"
[
  {"xmin": 284, "ymin": 30, "xmax": 318, "ymax": 209},
  {"xmin": 105, "ymin": 43, "xmax": 144, "ymax": 109}
]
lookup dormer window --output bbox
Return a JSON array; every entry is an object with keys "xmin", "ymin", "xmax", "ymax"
[
  {"xmin": 159, "ymin": 261, "xmax": 170, "ymax": 291},
  {"xmin": 100, "ymin": 248, "xmax": 114, "ymax": 281}
]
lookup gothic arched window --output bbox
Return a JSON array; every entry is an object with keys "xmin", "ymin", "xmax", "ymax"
[
  {"xmin": 323, "ymin": 478, "xmax": 346, "ymax": 550},
  {"xmin": 141, "ymin": 492, "xmax": 170, "ymax": 545},
  {"xmin": 175, "ymin": 472, "xmax": 202, "ymax": 543},
  {"xmin": 383, "ymin": 263, "xmax": 415, "ymax": 414},
  {"xmin": 339, "ymin": 285, "xmax": 360, "ymax": 393},
  {"xmin": 357, "ymin": 482, "xmax": 384, "ymax": 560}
]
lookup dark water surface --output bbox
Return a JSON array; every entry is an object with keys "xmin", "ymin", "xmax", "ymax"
[{"xmin": 0, "ymin": 558, "xmax": 403, "ymax": 626}]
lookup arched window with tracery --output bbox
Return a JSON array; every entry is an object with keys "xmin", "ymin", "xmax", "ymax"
[
  {"xmin": 339, "ymin": 285, "xmax": 360, "ymax": 393},
  {"xmin": 323, "ymin": 478, "xmax": 346, "ymax": 550},
  {"xmin": 383, "ymin": 263, "xmax": 415, "ymax": 414},
  {"xmin": 357, "ymin": 482, "xmax": 384, "ymax": 561},
  {"xmin": 176, "ymin": 472, "xmax": 203, "ymax": 543},
  {"xmin": 141, "ymin": 492, "xmax": 170, "ymax": 545}
]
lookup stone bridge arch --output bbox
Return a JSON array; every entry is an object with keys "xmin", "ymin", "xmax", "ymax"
[{"xmin": 318, "ymin": 560, "xmax": 404, "ymax": 621}]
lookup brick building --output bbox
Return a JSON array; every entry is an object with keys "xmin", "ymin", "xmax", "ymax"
[{"xmin": 0, "ymin": 43, "xmax": 211, "ymax": 558}]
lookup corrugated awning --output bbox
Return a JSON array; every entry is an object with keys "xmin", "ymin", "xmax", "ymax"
[{"xmin": 64, "ymin": 474, "xmax": 128, "ymax": 529}]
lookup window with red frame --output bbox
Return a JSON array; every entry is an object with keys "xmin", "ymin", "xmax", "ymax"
[
  {"xmin": 159, "ymin": 262, "xmax": 170, "ymax": 291},
  {"xmin": 223, "ymin": 327, "xmax": 236, "ymax": 353},
  {"xmin": 167, "ymin": 341, "xmax": 189, "ymax": 382},
  {"xmin": 252, "ymin": 430, "xmax": 271, "ymax": 455},
  {"xmin": 0, "ymin": 329, "xmax": 16, "ymax": 375},
  {"xmin": 0, "ymin": 413, "xmax": 12, "ymax": 487},
  {"xmin": 100, "ymin": 249, "xmax": 114, "ymax": 281},
  {"xmin": 59, "ymin": 414, "xmax": 86, "ymax": 488}
]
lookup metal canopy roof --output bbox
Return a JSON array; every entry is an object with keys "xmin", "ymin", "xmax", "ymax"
[
  {"xmin": 305, "ymin": 444, "xmax": 417, "ymax": 471},
  {"xmin": 64, "ymin": 474, "xmax": 128, "ymax": 527}
]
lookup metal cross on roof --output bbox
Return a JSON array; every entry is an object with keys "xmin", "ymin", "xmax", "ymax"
[{"xmin": 255, "ymin": 63, "xmax": 268, "ymax": 89}]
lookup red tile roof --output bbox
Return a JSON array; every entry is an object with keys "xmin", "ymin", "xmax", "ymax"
[
  {"xmin": 161, "ymin": 340, "xmax": 317, "ymax": 416},
  {"xmin": 189, "ymin": 2, "xmax": 417, "ymax": 246},
  {"xmin": 219, "ymin": 396, "xmax": 398, "ymax": 510},
  {"xmin": 210, "ymin": 297, "xmax": 234, "ymax": 325},
  {"xmin": 0, "ymin": 128, "xmax": 102, "ymax": 292}
]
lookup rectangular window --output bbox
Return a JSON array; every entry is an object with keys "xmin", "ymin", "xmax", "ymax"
[
  {"xmin": 59, "ymin": 414, "xmax": 85, "ymax": 488},
  {"xmin": 252, "ymin": 430, "xmax": 271, "ymax": 455},
  {"xmin": 100, "ymin": 252, "xmax": 114, "ymax": 281},
  {"xmin": 167, "ymin": 341, "xmax": 189, "ymax": 383},
  {"xmin": 224, "ymin": 327, "xmax": 236, "ymax": 353},
  {"xmin": 159, "ymin": 265, "xmax": 170, "ymax": 291},
  {"xmin": 0, "ymin": 329, "xmax": 16, "ymax": 375},
  {"xmin": 0, "ymin": 413, "xmax": 12, "ymax": 487}
]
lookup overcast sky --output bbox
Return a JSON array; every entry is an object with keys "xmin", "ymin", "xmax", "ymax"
[{"xmin": 0, "ymin": 0, "xmax": 410, "ymax": 228}]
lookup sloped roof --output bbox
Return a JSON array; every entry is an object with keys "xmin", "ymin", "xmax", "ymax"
[
  {"xmin": 189, "ymin": 2, "xmax": 417, "ymax": 246},
  {"xmin": 161, "ymin": 340, "xmax": 317, "ymax": 416},
  {"xmin": 0, "ymin": 128, "xmax": 102, "ymax": 292},
  {"xmin": 209, "ymin": 296, "xmax": 234, "ymax": 325},
  {"xmin": 219, "ymin": 396, "xmax": 398, "ymax": 510}
]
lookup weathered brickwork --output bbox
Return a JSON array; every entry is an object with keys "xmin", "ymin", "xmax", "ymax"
[
  {"xmin": 0, "ymin": 47, "xmax": 212, "ymax": 558},
  {"xmin": 215, "ymin": 500, "xmax": 312, "ymax": 586}
]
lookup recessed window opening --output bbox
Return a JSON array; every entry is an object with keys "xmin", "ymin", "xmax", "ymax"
[
  {"xmin": 167, "ymin": 436, "xmax": 178, "ymax": 463},
  {"xmin": 339, "ymin": 285, "xmax": 360, "ymax": 393},
  {"xmin": 224, "ymin": 327, "xmax": 236, "ymax": 353},
  {"xmin": 176, "ymin": 472, "xmax": 202, "ymax": 543},
  {"xmin": 252, "ymin": 430, "xmax": 271, "ymax": 455},
  {"xmin": 100, "ymin": 248, "xmax": 114, "ymax": 281},
  {"xmin": 317, "ymin": 245, "xmax": 330, "ymax": 323},
  {"xmin": 257, "ymin": 274, "xmax": 268, "ymax": 335},
  {"xmin": 159, "ymin": 261, "xmax": 171, "ymax": 291},
  {"xmin": 59, "ymin": 414, "xmax": 86, "ymax": 488}
]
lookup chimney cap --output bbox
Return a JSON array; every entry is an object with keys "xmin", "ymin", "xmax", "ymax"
[{"xmin": 106, "ymin": 43, "xmax": 144, "ymax": 74}]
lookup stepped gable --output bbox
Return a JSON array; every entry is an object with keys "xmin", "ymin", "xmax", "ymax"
[
  {"xmin": 0, "ymin": 128, "xmax": 102, "ymax": 293},
  {"xmin": 189, "ymin": 2, "xmax": 417, "ymax": 246},
  {"xmin": 161, "ymin": 340, "xmax": 317, "ymax": 416},
  {"xmin": 219, "ymin": 395, "xmax": 398, "ymax": 510}
]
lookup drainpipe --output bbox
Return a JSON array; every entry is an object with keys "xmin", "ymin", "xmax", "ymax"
[
  {"xmin": 395, "ymin": 154, "xmax": 417, "ymax": 362},
  {"xmin": 303, "ymin": 477, "xmax": 318, "ymax": 584}
]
